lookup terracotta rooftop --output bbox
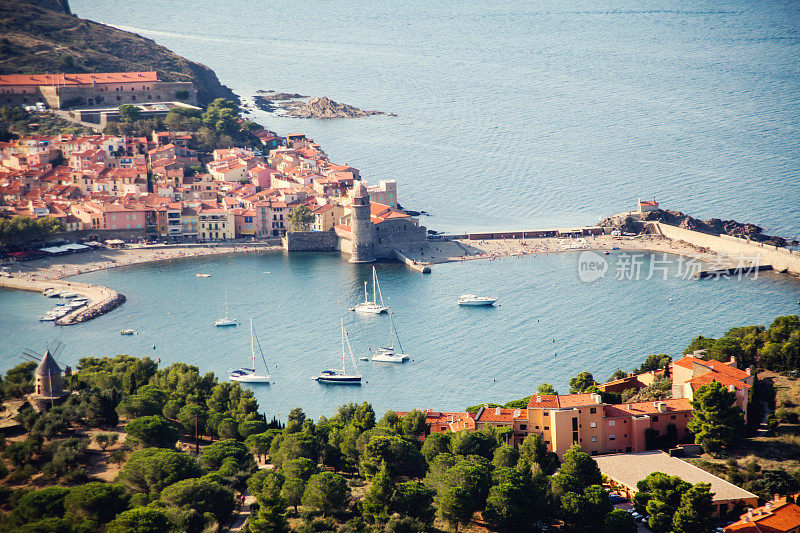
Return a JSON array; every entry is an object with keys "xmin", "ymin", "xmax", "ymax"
[
  {"xmin": 0, "ymin": 72, "xmax": 159, "ymax": 86},
  {"xmin": 527, "ymin": 393, "xmax": 599, "ymax": 409}
]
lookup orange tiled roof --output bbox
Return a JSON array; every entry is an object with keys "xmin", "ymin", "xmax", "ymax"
[
  {"xmin": 604, "ymin": 398, "xmax": 692, "ymax": 418},
  {"xmin": 0, "ymin": 72, "xmax": 159, "ymax": 86},
  {"xmin": 673, "ymin": 356, "xmax": 750, "ymax": 381},
  {"xmin": 689, "ymin": 372, "xmax": 748, "ymax": 391},
  {"xmin": 527, "ymin": 393, "xmax": 598, "ymax": 409},
  {"xmin": 726, "ymin": 495, "xmax": 800, "ymax": 532},
  {"xmin": 476, "ymin": 407, "xmax": 526, "ymax": 423}
]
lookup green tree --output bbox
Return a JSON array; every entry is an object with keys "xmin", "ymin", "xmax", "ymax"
[
  {"xmin": 483, "ymin": 481, "xmax": 533, "ymax": 532},
  {"xmin": 391, "ymin": 482, "xmax": 435, "ymax": 525},
  {"xmin": 12, "ymin": 486, "xmax": 70, "ymax": 524},
  {"xmin": 280, "ymin": 477, "xmax": 305, "ymax": 513},
  {"xmin": 604, "ymin": 508, "xmax": 636, "ymax": 533},
  {"xmin": 286, "ymin": 205, "xmax": 315, "ymax": 232},
  {"xmin": 125, "ymin": 416, "xmax": 180, "ymax": 448},
  {"xmin": 85, "ymin": 391, "xmax": 119, "ymax": 428},
  {"xmin": 560, "ymin": 491, "xmax": 590, "ymax": 531},
  {"xmin": 245, "ymin": 430, "xmax": 279, "ymax": 463},
  {"xmin": 177, "ymin": 404, "xmax": 208, "ymax": 437},
  {"xmin": 538, "ymin": 383, "xmax": 559, "ymax": 395},
  {"xmin": 200, "ymin": 438, "xmax": 252, "ymax": 470},
  {"xmin": 2, "ymin": 361, "xmax": 37, "ymax": 398},
  {"xmin": 117, "ymin": 447, "xmax": 201, "ymax": 494},
  {"xmin": 450, "ymin": 430, "xmax": 496, "ymax": 459},
  {"xmin": 438, "ymin": 486, "xmax": 472, "ymax": 532},
  {"xmin": 635, "ymin": 472, "xmax": 691, "ymax": 533},
  {"xmin": 608, "ymin": 369, "xmax": 627, "ymax": 382},
  {"xmin": 400, "ymin": 409, "xmax": 427, "ymax": 439},
  {"xmin": 421, "ymin": 432, "xmax": 451, "ymax": 463},
  {"xmin": 301, "ymin": 472, "xmax": 349, "ymax": 518},
  {"xmin": 362, "ymin": 462, "xmax": 394, "ymax": 523},
  {"xmin": 160, "ymin": 478, "xmax": 235, "ymax": 523},
  {"xmin": 94, "ymin": 433, "xmax": 119, "ymax": 450},
  {"xmin": 519, "ymin": 433, "xmax": 559, "ymax": 475},
  {"xmin": 118, "ymin": 104, "xmax": 142, "ymax": 123},
  {"xmin": 560, "ymin": 445, "xmax": 602, "ymax": 488},
  {"xmin": 569, "ymin": 372, "xmax": 596, "ymax": 393},
  {"xmin": 492, "ymin": 444, "xmax": 519, "ymax": 468},
  {"xmin": 584, "ymin": 484, "xmax": 613, "ymax": 527},
  {"xmin": 672, "ymin": 483, "xmax": 714, "ymax": 533},
  {"xmin": 282, "ymin": 457, "xmax": 318, "ymax": 481},
  {"xmin": 249, "ymin": 471, "xmax": 287, "ymax": 532},
  {"xmin": 361, "ymin": 434, "xmax": 426, "ymax": 478},
  {"xmin": 106, "ymin": 507, "xmax": 172, "ymax": 533},
  {"xmin": 688, "ymin": 381, "xmax": 746, "ymax": 453},
  {"xmin": 64, "ymin": 482, "xmax": 129, "ymax": 525}
]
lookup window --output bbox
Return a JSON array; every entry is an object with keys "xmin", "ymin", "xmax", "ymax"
[
  {"xmin": 544, "ymin": 426, "xmax": 549, "ymax": 431},
  {"xmin": 609, "ymin": 435, "xmax": 615, "ymax": 441},
  {"xmin": 671, "ymin": 415, "xmax": 676, "ymax": 420},
  {"xmin": 590, "ymin": 436, "xmax": 597, "ymax": 442},
  {"xmin": 520, "ymin": 424, "xmax": 527, "ymax": 431},
  {"xmin": 590, "ymin": 422, "xmax": 597, "ymax": 428},
  {"xmin": 535, "ymin": 426, "xmax": 539, "ymax": 430},
  {"xmin": 572, "ymin": 418, "xmax": 578, "ymax": 431},
  {"xmin": 652, "ymin": 416, "xmax": 659, "ymax": 422},
  {"xmin": 543, "ymin": 411, "xmax": 549, "ymax": 417},
  {"xmin": 609, "ymin": 420, "xmax": 615, "ymax": 427},
  {"xmin": 590, "ymin": 407, "xmax": 596, "ymax": 414}
]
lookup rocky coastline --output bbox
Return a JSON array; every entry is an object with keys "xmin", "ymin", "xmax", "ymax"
[
  {"xmin": 253, "ymin": 92, "xmax": 391, "ymax": 119},
  {"xmin": 600, "ymin": 209, "xmax": 797, "ymax": 248}
]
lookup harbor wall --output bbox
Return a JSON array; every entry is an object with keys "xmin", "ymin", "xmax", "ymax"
[
  {"xmin": 281, "ymin": 231, "xmax": 339, "ymax": 252},
  {"xmin": 653, "ymin": 223, "xmax": 800, "ymax": 276}
]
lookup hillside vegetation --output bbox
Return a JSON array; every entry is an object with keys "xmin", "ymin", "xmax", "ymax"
[{"xmin": 0, "ymin": 0, "xmax": 236, "ymax": 105}]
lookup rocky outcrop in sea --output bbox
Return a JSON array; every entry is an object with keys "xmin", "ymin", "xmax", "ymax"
[{"xmin": 253, "ymin": 92, "xmax": 391, "ymax": 119}]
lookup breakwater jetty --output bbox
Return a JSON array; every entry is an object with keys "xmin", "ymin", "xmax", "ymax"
[{"xmin": 0, "ymin": 276, "xmax": 123, "ymax": 325}]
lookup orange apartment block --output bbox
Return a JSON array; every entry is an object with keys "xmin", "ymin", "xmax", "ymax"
[
  {"xmin": 671, "ymin": 354, "xmax": 753, "ymax": 419},
  {"xmin": 726, "ymin": 493, "xmax": 800, "ymax": 533}
]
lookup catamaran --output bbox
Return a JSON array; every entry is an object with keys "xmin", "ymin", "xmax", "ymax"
[
  {"xmin": 229, "ymin": 318, "xmax": 271, "ymax": 383},
  {"xmin": 350, "ymin": 266, "xmax": 389, "ymax": 314},
  {"xmin": 214, "ymin": 291, "xmax": 237, "ymax": 327},
  {"xmin": 371, "ymin": 310, "xmax": 409, "ymax": 362},
  {"xmin": 314, "ymin": 320, "xmax": 362, "ymax": 384}
]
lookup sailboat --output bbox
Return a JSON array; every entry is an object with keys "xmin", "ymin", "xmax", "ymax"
[
  {"xmin": 214, "ymin": 291, "xmax": 237, "ymax": 327},
  {"xmin": 230, "ymin": 318, "xmax": 271, "ymax": 383},
  {"xmin": 350, "ymin": 266, "xmax": 389, "ymax": 314},
  {"xmin": 314, "ymin": 319, "xmax": 362, "ymax": 384},
  {"xmin": 370, "ymin": 310, "xmax": 409, "ymax": 362}
]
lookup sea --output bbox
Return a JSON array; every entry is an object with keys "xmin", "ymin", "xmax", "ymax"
[{"xmin": 2, "ymin": 0, "xmax": 800, "ymax": 419}]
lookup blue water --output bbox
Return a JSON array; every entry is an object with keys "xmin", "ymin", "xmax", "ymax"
[
  {"xmin": 3, "ymin": 0, "xmax": 800, "ymax": 418},
  {"xmin": 70, "ymin": 0, "xmax": 800, "ymax": 237},
  {"xmin": 2, "ymin": 252, "xmax": 799, "ymax": 419}
]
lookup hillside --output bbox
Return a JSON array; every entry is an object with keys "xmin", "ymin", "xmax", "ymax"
[{"xmin": 0, "ymin": 0, "xmax": 236, "ymax": 105}]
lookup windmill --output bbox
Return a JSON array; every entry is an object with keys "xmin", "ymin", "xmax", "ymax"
[{"xmin": 22, "ymin": 340, "xmax": 66, "ymax": 410}]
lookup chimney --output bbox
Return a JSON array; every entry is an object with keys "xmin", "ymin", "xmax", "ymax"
[
  {"xmin": 514, "ymin": 409, "xmax": 521, "ymax": 418},
  {"xmin": 729, "ymin": 356, "xmax": 737, "ymax": 368},
  {"xmin": 766, "ymin": 502, "xmax": 773, "ymax": 511},
  {"xmin": 536, "ymin": 396, "xmax": 542, "ymax": 403},
  {"xmin": 746, "ymin": 367, "xmax": 752, "ymax": 376},
  {"xmin": 628, "ymin": 404, "xmax": 633, "ymax": 410},
  {"xmin": 657, "ymin": 402, "xmax": 667, "ymax": 413},
  {"xmin": 495, "ymin": 407, "xmax": 501, "ymax": 416},
  {"xmin": 484, "ymin": 404, "xmax": 489, "ymax": 408}
]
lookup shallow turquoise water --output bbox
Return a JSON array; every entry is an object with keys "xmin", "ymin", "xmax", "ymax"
[{"xmin": 2, "ymin": 251, "xmax": 798, "ymax": 419}]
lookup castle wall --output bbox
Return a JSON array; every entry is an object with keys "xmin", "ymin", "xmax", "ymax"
[
  {"xmin": 373, "ymin": 218, "xmax": 427, "ymax": 258},
  {"xmin": 282, "ymin": 230, "xmax": 339, "ymax": 252}
]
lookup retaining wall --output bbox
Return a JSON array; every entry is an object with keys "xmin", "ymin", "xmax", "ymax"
[
  {"xmin": 654, "ymin": 223, "xmax": 800, "ymax": 276},
  {"xmin": 281, "ymin": 231, "xmax": 339, "ymax": 252}
]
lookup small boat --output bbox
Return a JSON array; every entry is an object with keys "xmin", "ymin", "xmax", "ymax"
[
  {"xmin": 457, "ymin": 294, "xmax": 498, "ymax": 306},
  {"xmin": 229, "ymin": 318, "xmax": 271, "ymax": 383},
  {"xmin": 371, "ymin": 310, "xmax": 409, "ymax": 363},
  {"xmin": 67, "ymin": 301, "xmax": 87, "ymax": 309},
  {"xmin": 350, "ymin": 266, "xmax": 389, "ymax": 314},
  {"xmin": 214, "ymin": 291, "xmax": 237, "ymax": 327},
  {"xmin": 120, "ymin": 329, "xmax": 135, "ymax": 335},
  {"xmin": 43, "ymin": 288, "xmax": 57, "ymax": 297},
  {"xmin": 61, "ymin": 292, "xmax": 79, "ymax": 299},
  {"xmin": 196, "ymin": 273, "xmax": 211, "ymax": 277},
  {"xmin": 40, "ymin": 314, "xmax": 57, "ymax": 321},
  {"xmin": 314, "ymin": 320, "xmax": 362, "ymax": 384}
]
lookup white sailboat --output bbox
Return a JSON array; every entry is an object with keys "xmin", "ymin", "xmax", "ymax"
[
  {"xmin": 350, "ymin": 266, "xmax": 389, "ymax": 314},
  {"xmin": 314, "ymin": 319, "xmax": 362, "ymax": 384},
  {"xmin": 230, "ymin": 318, "xmax": 271, "ymax": 383},
  {"xmin": 371, "ymin": 310, "xmax": 409, "ymax": 362},
  {"xmin": 214, "ymin": 291, "xmax": 237, "ymax": 327}
]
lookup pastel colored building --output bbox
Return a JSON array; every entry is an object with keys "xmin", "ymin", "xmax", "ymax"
[
  {"xmin": 199, "ymin": 208, "xmax": 234, "ymax": 240},
  {"xmin": 726, "ymin": 493, "xmax": 800, "ymax": 533},
  {"xmin": 103, "ymin": 204, "xmax": 146, "ymax": 230},
  {"xmin": 671, "ymin": 354, "xmax": 753, "ymax": 420}
]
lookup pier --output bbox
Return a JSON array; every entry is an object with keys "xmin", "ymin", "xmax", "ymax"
[
  {"xmin": 695, "ymin": 265, "xmax": 773, "ymax": 279},
  {"xmin": 393, "ymin": 250, "xmax": 431, "ymax": 273}
]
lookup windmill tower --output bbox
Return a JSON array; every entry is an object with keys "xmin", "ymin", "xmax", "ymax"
[{"xmin": 24, "ymin": 342, "xmax": 68, "ymax": 411}]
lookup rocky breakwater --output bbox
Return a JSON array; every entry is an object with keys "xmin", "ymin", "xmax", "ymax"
[
  {"xmin": 600, "ymin": 209, "xmax": 797, "ymax": 247},
  {"xmin": 57, "ymin": 289, "xmax": 125, "ymax": 326}
]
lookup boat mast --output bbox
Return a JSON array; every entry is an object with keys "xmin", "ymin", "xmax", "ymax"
[
  {"xmin": 341, "ymin": 318, "xmax": 346, "ymax": 373},
  {"xmin": 250, "ymin": 318, "xmax": 255, "ymax": 370},
  {"xmin": 374, "ymin": 267, "xmax": 385, "ymax": 306},
  {"xmin": 343, "ymin": 325, "xmax": 360, "ymax": 377},
  {"xmin": 372, "ymin": 267, "xmax": 377, "ymax": 305},
  {"xmin": 363, "ymin": 281, "xmax": 368, "ymax": 303},
  {"xmin": 388, "ymin": 310, "xmax": 394, "ymax": 349}
]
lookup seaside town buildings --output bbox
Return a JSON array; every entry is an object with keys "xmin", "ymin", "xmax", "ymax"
[{"xmin": 0, "ymin": 125, "xmax": 426, "ymax": 261}]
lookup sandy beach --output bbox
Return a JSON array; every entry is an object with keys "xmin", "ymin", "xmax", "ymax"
[{"xmin": 403, "ymin": 234, "xmax": 739, "ymax": 268}]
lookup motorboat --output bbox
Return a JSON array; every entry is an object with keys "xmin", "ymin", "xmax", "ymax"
[
  {"xmin": 229, "ymin": 319, "xmax": 271, "ymax": 383},
  {"xmin": 61, "ymin": 292, "xmax": 79, "ymax": 299},
  {"xmin": 350, "ymin": 266, "xmax": 389, "ymax": 314},
  {"xmin": 43, "ymin": 288, "xmax": 57, "ymax": 297},
  {"xmin": 67, "ymin": 300, "xmax": 87, "ymax": 309},
  {"xmin": 196, "ymin": 273, "xmax": 211, "ymax": 277},
  {"xmin": 457, "ymin": 294, "xmax": 498, "ymax": 306},
  {"xmin": 120, "ymin": 329, "xmax": 135, "ymax": 335},
  {"xmin": 314, "ymin": 320, "xmax": 362, "ymax": 384},
  {"xmin": 214, "ymin": 291, "xmax": 237, "ymax": 327},
  {"xmin": 370, "ymin": 311, "xmax": 409, "ymax": 363}
]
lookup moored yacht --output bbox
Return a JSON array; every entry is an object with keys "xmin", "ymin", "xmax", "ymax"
[
  {"xmin": 350, "ymin": 267, "xmax": 389, "ymax": 314},
  {"xmin": 314, "ymin": 320, "xmax": 362, "ymax": 384},
  {"xmin": 457, "ymin": 294, "xmax": 498, "ymax": 306},
  {"xmin": 370, "ymin": 311, "xmax": 409, "ymax": 363},
  {"xmin": 230, "ymin": 319, "xmax": 271, "ymax": 383},
  {"xmin": 214, "ymin": 291, "xmax": 237, "ymax": 327}
]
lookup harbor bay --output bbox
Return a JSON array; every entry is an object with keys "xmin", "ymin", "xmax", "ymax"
[{"xmin": 2, "ymin": 250, "xmax": 799, "ymax": 420}]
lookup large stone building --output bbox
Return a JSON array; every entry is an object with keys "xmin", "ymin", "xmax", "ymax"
[
  {"xmin": 0, "ymin": 71, "xmax": 197, "ymax": 109},
  {"xmin": 336, "ymin": 181, "xmax": 427, "ymax": 262}
]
